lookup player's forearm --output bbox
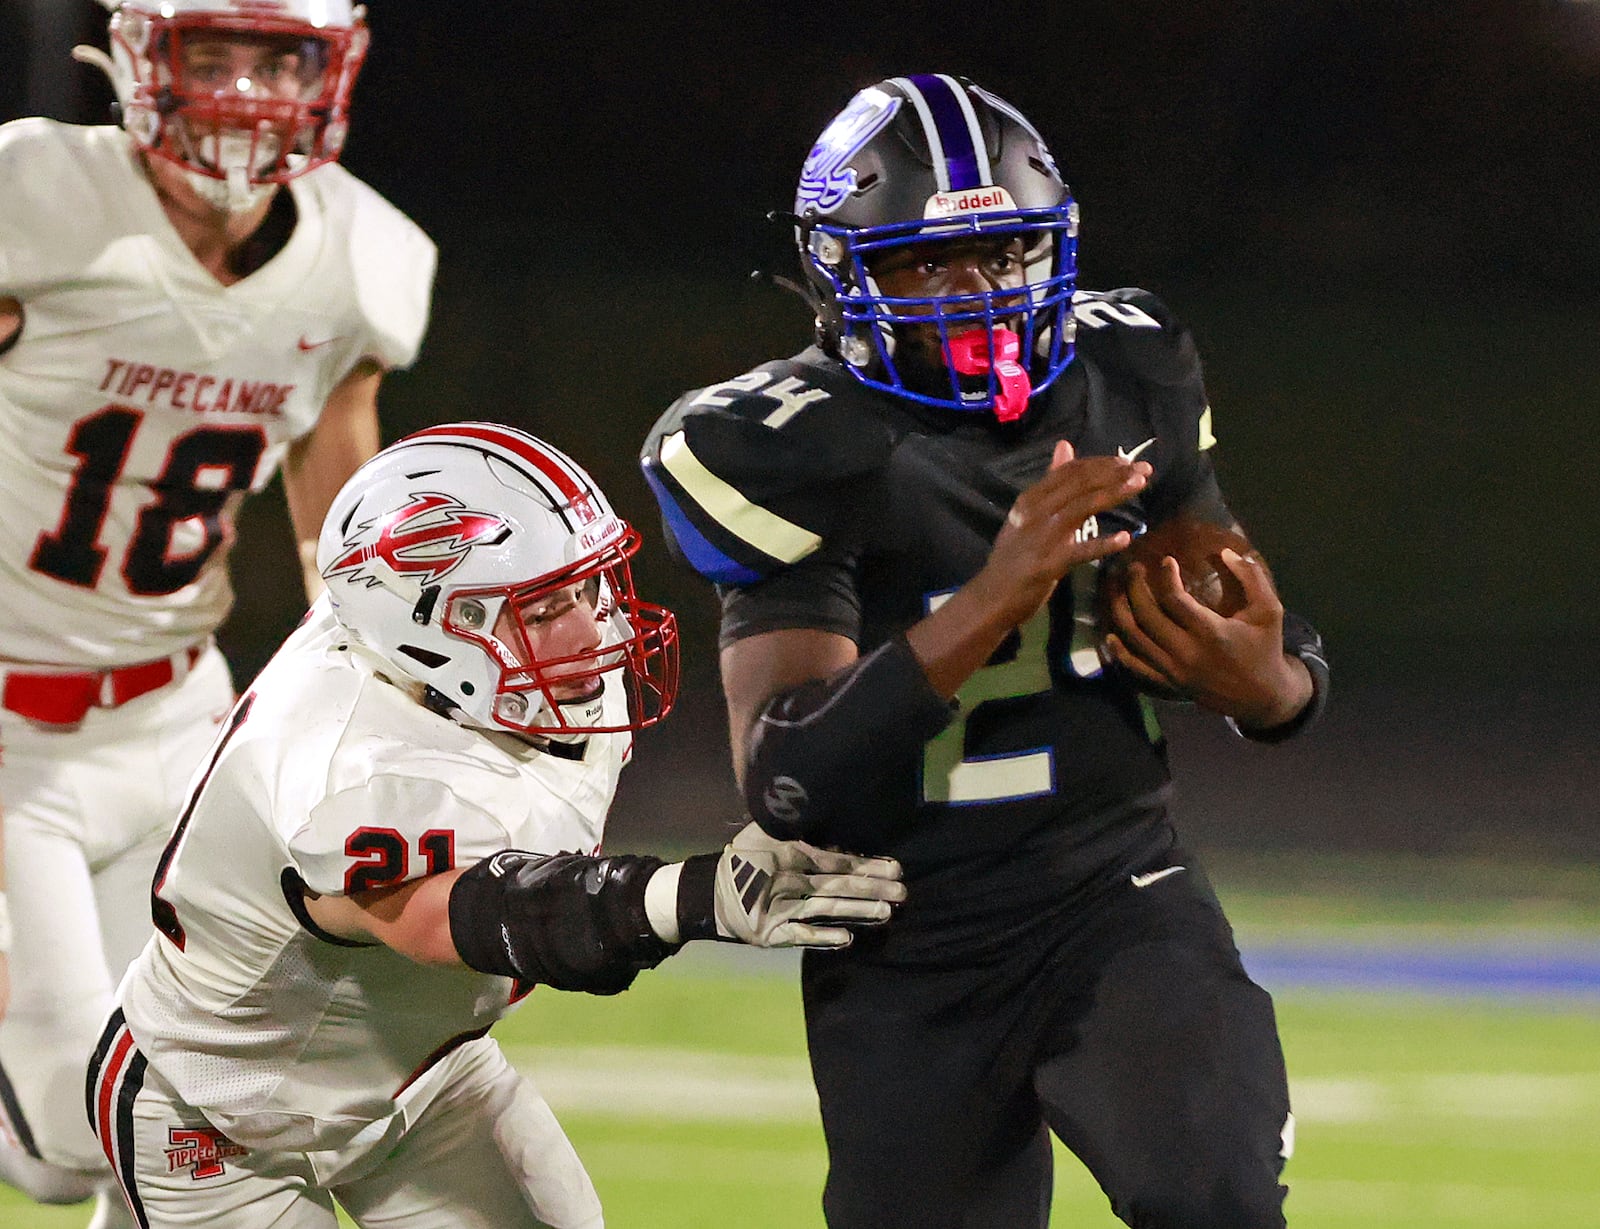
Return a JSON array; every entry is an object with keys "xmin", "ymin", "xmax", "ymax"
[
  {"xmin": 298, "ymin": 538, "xmax": 327, "ymax": 603},
  {"xmin": 740, "ymin": 638, "xmax": 954, "ymax": 842},
  {"xmin": 308, "ymin": 854, "xmax": 679, "ymax": 986},
  {"xmin": 1228, "ymin": 652, "xmax": 1313, "ymax": 732},
  {"xmin": 448, "ymin": 851, "xmax": 676, "ymax": 994},
  {"xmin": 1227, "ymin": 613, "xmax": 1331, "ymax": 743},
  {"xmin": 283, "ymin": 361, "xmax": 383, "ymax": 601},
  {"xmin": 904, "ymin": 568, "xmax": 1043, "ymax": 699}
]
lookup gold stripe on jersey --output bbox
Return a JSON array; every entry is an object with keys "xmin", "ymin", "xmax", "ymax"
[
  {"xmin": 1198, "ymin": 405, "xmax": 1217, "ymax": 451},
  {"xmin": 658, "ymin": 430, "xmax": 822, "ymax": 564}
]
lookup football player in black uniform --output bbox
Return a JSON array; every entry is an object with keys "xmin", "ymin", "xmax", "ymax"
[{"xmin": 640, "ymin": 74, "xmax": 1330, "ymax": 1229}]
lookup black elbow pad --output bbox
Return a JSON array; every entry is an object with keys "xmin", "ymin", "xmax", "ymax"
[
  {"xmin": 449, "ymin": 850, "xmax": 674, "ymax": 995},
  {"xmin": 743, "ymin": 638, "xmax": 954, "ymax": 843}
]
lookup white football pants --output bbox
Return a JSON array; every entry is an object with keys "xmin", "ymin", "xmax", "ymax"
[
  {"xmin": 0, "ymin": 645, "xmax": 233, "ymax": 1187},
  {"xmin": 95, "ymin": 1032, "xmax": 603, "ymax": 1229}
]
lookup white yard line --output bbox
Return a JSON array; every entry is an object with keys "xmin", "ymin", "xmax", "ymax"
[
  {"xmin": 506, "ymin": 1045, "xmax": 1600, "ymax": 1126},
  {"xmin": 504, "ymin": 1045, "xmax": 819, "ymax": 1122},
  {"xmin": 1286, "ymin": 1178, "xmax": 1600, "ymax": 1222}
]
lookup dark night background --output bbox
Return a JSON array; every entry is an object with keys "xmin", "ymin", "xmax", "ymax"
[{"xmin": 4, "ymin": 1, "xmax": 1598, "ymax": 869}]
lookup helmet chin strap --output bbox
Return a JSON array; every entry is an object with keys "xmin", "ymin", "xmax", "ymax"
[
  {"xmin": 71, "ymin": 43, "xmax": 130, "ymax": 106},
  {"xmin": 948, "ymin": 328, "xmax": 1033, "ymax": 423},
  {"xmin": 493, "ymin": 683, "xmax": 606, "ymax": 745},
  {"xmin": 534, "ymin": 692, "xmax": 606, "ymax": 744}
]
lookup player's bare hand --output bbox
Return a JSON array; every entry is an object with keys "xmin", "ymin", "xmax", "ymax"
[
  {"xmin": 1103, "ymin": 548, "xmax": 1311, "ymax": 726},
  {"xmin": 976, "ymin": 441, "xmax": 1150, "ymax": 627}
]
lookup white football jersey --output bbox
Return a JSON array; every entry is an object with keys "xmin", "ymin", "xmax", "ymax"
[
  {"xmin": 0, "ymin": 119, "xmax": 436, "ymax": 667},
  {"xmin": 118, "ymin": 602, "xmax": 632, "ymax": 1153}
]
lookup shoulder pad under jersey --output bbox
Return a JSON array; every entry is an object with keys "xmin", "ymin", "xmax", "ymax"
[
  {"xmin": 1072, "ymin": 287, "xmax": 1202, "ymax": 389},
  {"xmin": 1072, "ymin": 287, "xmax": 1217, "ymax": 458},
  {"xmin": 311, "ymin": 164, "xmax": 438, "ymax": 371},
  {"xmin": 641, "ymin": 352, "xmax": 893, "ymax": 585},
  {"xmin": 0, "ymin": 121, "xmax": 122, "ymax": 291},
  {"xmin": 291, "ymin": 772, "xmax": 510, "ymax": 897}
]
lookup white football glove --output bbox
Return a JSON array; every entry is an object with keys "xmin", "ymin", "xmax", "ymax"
[{"xmin": 708, "ymin": 821, "xmax": 905, "ymax": 948}]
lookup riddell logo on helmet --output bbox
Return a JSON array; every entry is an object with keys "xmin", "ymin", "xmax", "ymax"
[
  {"xmin": 576, "ymin": 517, "xmax": 625, "ymax": 554},
  {"xmin": 924, "ymin": 186, "xmax": 1017, "ymax": 218}
]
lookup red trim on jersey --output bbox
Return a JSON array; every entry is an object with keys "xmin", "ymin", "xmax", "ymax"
[
  {"xmin": 152, "ymin": 693, "xmax": 256, "ymax": 950},
  {"xmin": 96, "ymin": 1028, "xmax": 136, "ymax": 1172},
  {"xmin": 393, "ymin": 1025, "xmax": 490, "ymax": 1098}
]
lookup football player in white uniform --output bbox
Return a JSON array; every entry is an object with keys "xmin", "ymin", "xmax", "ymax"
[
  {"xmin": 87, "ymin": 423, "xmax": 905, "ymax": 1228},
  {"xmin": 0, "ymin": 2, "xmax": 435, "ymax": 1223}
]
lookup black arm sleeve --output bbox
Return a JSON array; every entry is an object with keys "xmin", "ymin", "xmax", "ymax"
[
  {"xmin": 448, "ymin": 850, "xmax": 676, "ymax": 995},
  {"xmin": 743, "ymin": 637, "xmax": 955, "ymax": 843},
  {"xmin": 1229, "ymin": 611, "xmax": 1331, "ymax": 744}
]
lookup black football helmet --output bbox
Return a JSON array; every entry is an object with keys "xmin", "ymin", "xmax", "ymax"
[{"xmin": 793, "ymin": 74, "xmax": 1078, "ymax": 422}]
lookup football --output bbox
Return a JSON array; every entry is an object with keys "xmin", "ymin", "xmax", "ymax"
[
  {"xmin": 1097, "ymin": 515, "xmax": 1261, "ymax": 623},
  {"xmin": 1094, "ymin": 515, "xmax": 1264, "ymax": 698}
]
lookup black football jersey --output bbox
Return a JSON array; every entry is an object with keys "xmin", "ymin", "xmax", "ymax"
[{"xmin": 641, "ymin": 289, "xmax": 1233, "ymax": 913}]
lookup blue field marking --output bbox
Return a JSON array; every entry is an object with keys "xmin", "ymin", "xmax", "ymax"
[
  {"xmin": 663, "ymin": 931, "xmax": 1600, "ymax": 997},
  {"xmin": 1242, "ymin": 941, "xmax": 1600, "ymax": 998}
]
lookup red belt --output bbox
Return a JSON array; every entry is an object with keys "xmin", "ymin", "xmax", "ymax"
[{"xmin": 1, "ymin": 645, "xmax": 204, "ymax": 726}]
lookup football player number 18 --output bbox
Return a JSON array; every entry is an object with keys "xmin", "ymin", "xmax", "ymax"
[
  {"xmin": 921, "ymin": 565, "xmax": 1111, "ymax": 805},
  {"xmin": 30, "ymin": 405, "xmax": 267, "ymax": 595}
]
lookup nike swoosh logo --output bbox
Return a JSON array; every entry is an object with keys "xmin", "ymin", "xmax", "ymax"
[
  {"xmin": 1116, "ymin": 437, "xmax": 1157, "ymax": 463},
  {"xmin": 1130, "ymin": 865, "xmax": 1186, "ymax": 888},
  {"xmin": 297, "ymin": 335, "xmax": 340, "ymax": 352}
]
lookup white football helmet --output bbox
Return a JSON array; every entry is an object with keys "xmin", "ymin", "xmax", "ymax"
[
  {"xmin": 317, "ymin": 423, "xmax": 680, "ymax": 740},
  {"xmin": 78, "ymin": 0, "xmax": 368, "ymax": 212}
]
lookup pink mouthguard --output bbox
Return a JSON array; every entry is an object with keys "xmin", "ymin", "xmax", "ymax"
[{"xmin": 947, "ymin": 327, "xmax": 1032, "ymax": 423}]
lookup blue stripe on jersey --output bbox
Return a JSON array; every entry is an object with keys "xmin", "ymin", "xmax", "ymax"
[
  {"xmin": 907, "ymin": 73, "xmax": 982, "ymax": 190},
  {"xmin": 641, "ymin": 463, "xmax": 763, "ymax": 586}
]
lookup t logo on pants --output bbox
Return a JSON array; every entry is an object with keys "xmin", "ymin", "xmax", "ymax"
[{"xmin": 165, "ymin": 1127, "xmax": 247, "ymax": 1180}]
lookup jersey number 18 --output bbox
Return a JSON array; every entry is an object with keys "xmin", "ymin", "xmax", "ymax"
[{"xmin": 30, "ymin": 405, "xmax": 267, "ymax": 594}]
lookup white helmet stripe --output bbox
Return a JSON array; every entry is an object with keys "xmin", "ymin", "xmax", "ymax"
[
  {"xmin": 889, "ymin": 74, "xmax": 993, "ymax": 191},
  {"xmin": 889, "ymin": 75, "xmax": 951, "ymax": 192},
  {"xmin": 940, "ymin": 74, "xmax": 994, "ymax": 184}
]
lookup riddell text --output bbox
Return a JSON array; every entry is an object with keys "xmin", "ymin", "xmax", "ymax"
[{"xmin": 99, "ymin": 358, "xmax": 295, "ymax": 417}]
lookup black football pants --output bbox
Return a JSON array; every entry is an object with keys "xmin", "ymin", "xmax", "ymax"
[{"xmin": 801, "ymin": 853, "xmax": 1291, "ymax": 1229}]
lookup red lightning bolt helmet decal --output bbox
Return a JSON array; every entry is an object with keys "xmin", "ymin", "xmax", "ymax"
[{"xmin": 325, "ymin": 493, "xmax": 509, "ymax": 586}]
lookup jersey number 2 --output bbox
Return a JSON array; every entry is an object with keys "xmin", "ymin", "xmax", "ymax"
[
  {"xmin": 30, "ymin": 406, "xmax": 267, "ymax": 594},
  {"xmin": 921, "ymin": 565, "xmax": 1107, "ymax": 805}
]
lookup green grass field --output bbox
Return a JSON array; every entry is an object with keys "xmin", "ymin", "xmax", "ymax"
[
  {"xmin": 7, "ymin": 861, "xmax": 1599, "ymax": 1228},
  {"xmin": 500, "ymin": 970, "xmax": 1600, "ymax": 1229}
]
